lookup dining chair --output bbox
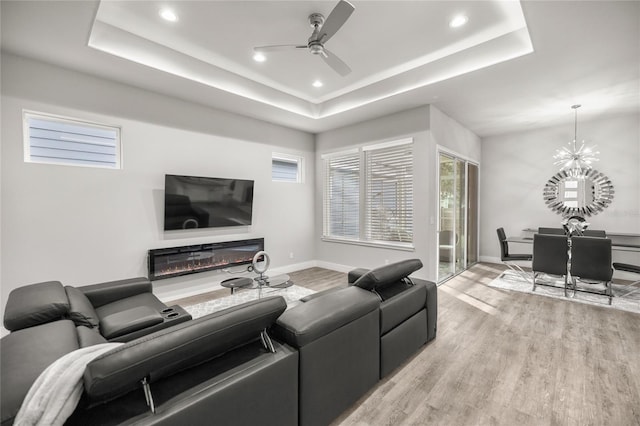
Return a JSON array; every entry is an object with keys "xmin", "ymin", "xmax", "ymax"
[
  {"xmin": 569, "ymin": 236, "xmax": 613, "ymax": 305},
  {"xmin": 496, "ymin": 227, "xmax": 532, "ymax": 281},
  {"xmin": 532, "ymin": 233, "xmax": 569, "ymax": 292},
  {"xmin": 538, "ymin": 227, "xmax": 565, "ymax": 235},
  {"xmin": 612, "ymin": 262, "xmax": 640, "ymax": 298},
  {"xmin": 582, "ymin": 229, "xmax": 606, "ymax": 237}
]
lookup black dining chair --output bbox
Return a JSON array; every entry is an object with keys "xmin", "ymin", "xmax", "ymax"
[
  {"xmin": 570, "ymin": 236, "xmax": 613, "ymax": 305},
  {"xmin": 582, "ymin": 229, "xmax": 606, "ymax": 237},
  {"xmin": 496, "ymin": 227, "xmax": 532, "ymax": 281},
  {"xmin": 538, "ymin": 227, "xmax": 566, "ymax": 235},
  {"xmin": 532, "ymin": 233, "xmax": 569, "ymax": 292},
  {"xmin": 612, "ymin": 262, "xmax": 640, "ymax": 299}
]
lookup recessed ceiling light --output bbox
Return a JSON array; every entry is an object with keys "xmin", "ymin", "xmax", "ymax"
[
  {"xmin": 253, "ymin": 52, "xmax": 266, "ymax": 62},
  {"xmin": 312, "ymin": 80, "xmax": 323, "ymax": 88},
  {"xmin": 449, "ymin": 15, "xmax": 468, "ymax": 28},
  {"xmin": 160, "ymin": 8, "xmax": 178, "ymax": 22}
]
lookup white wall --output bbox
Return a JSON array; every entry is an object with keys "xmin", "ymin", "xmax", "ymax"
[
  {"xmin": 314, "ymin": 105, "xmax": 481, "ymax": 282},
  {"xmin": 480, "ymin": 113, "xmax": 640, "ymax": 275},
  {"xmin": 0, "ymin": 53, "xmax": 316, "ymax": 319},
  {"xmin": 430, "ymin": 106, "xmax": 482, "ymax": 162}
]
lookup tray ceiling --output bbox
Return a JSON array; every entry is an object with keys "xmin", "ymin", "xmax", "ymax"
[
  {"xmin": 88, "ymin": 1, "xmax": 532, "ymax": 119},
  {"xmin": 1, "ymin": 1, "xmax": 638, "ymax": 136}
]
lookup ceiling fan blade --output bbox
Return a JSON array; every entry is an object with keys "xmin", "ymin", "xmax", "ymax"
[
  {"xmin": 321, "ymin": 48, "xmax": 351, "ymax": 76},
  {"xmin": 253, "ymin": 45, "xmax": 307, "ymax": 52},
  {"xmin": 318, "ymin": 0, "xmax": 355, "ymax": 44}
]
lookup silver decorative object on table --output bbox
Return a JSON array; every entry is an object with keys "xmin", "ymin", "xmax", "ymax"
[{"xmin": 251, "ymin": 251, "xmax": 293, "ymax": 295}]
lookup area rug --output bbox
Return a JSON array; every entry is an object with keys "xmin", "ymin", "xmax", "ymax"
[
  {"xmin": 183, "ymin": 285, "xmax": 316, "ymax": 319},
  {"xmin": 489, "ymin": 271, "xmax": 640, "ymax": 314}
]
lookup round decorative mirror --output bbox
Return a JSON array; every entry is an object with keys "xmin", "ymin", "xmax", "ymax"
[{"xmin": 542, "ymin": 168, "xmax": 614, "ymax": 217}]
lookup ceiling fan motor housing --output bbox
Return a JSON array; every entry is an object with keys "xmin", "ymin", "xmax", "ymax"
[
  {"xmin": 308, "ymin": 13, "xmax": 326, "ymax": 55},
  {"xmin": 308, "ymin": 13, "xmax": 325, "ymax": 29}
]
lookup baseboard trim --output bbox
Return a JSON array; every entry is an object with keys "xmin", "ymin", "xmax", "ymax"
[
  {"xmin": 314, "ymin": 260, "xmax": 356, "ymax": 273},
  {"xmin": 479, "ymin": 256, "xmax": 502, "ymax": 264}
]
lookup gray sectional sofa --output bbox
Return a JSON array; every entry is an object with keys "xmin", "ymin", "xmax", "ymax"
[{"xmin": 0, "ymin": 259, "xmax": 437, "ymax": 426}]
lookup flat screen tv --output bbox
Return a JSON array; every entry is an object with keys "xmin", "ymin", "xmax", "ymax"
[{"xmin": 164, "ymin": 174, "xmax": 254, "ymax": 231}]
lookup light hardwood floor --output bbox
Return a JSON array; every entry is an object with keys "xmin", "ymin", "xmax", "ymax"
[{"xmin": 169, "ymin": 263, "xmax": 640, "ymax": 425}]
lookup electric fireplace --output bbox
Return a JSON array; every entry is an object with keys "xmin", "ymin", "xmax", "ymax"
[{"xmin": 148, "ymin": 238, "xmax": 264, "ymax": 280}]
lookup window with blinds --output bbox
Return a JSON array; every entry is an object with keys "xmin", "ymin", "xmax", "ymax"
[
  {"xmin": 365, "ymin": 142, "xmax": 413, "ymax": 243},
  {"xmin": 272, "ymin": 153, "xmax": 302, "ymax": 183},
  {"xmin": 23, "ymin": 111, "xmax": 121, "ymax": 169},
  {"xmin": 323, "ymin": 139, "xmax": 413, "ymax": 247},
  {"xmin": 324, "ymin": 152, "xmax": 360, "ymax": 239}
]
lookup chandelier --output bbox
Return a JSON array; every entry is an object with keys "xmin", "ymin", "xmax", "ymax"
[{"xmin": 553, "ymin": 104, "xmax": 599, "ymax": 171}]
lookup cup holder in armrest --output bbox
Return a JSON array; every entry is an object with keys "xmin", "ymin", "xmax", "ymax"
[{"xmin": 160, "ymin": 305, "xmax": 191, "ymax": 322}]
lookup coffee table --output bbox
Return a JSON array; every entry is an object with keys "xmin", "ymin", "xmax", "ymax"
[
  {"xmin": 184, "ymin": 282, "xmax": 315, "ymax": 319},
  {"xmin": 221, "ymin": 274, "xmax": 294, "ymax": 295}
]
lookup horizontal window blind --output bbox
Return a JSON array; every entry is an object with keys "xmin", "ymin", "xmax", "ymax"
[
  {"xmin": 322, "ymin": 139, "xmax": 414, "ymax": 247},
  {"xmin": 365, "ymin": 143, "xmax": 413, "ymax": 243},
  {"xmin": 24, "ymin": 112, "xmax": 121, "ymax": 169},
  {"xmin": 272, "ymin": 157, "xmax": 299, "ymax": 182},
  {"xmin": 324, "ymin": 153, "xmax": 360, "ymax": 239}
]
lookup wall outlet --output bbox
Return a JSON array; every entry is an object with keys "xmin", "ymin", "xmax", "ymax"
[{"xmin": 289, "ymin": 252, "xmax": 294, "ymax": 259}]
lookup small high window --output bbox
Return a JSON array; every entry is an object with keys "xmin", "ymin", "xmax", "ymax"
[
  {"xmin": 272, "ymin": 153, "xmax": 303, "ymax": 183},
  {"xmin": 23, "ymin": 111, "xmax": 121, "ymax": 169}
]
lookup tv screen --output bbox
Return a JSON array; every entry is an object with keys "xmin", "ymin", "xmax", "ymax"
[{"xmin": 164, "ymin": 174, "xmax": 254, "ymax": 230}]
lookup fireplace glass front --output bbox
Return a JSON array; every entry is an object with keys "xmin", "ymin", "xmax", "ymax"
[{"xmin": 148, "ymin": 238, "xmax": 264, "ymax": 280}]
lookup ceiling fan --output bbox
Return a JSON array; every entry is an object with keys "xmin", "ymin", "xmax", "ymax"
[{"xmin": 253, "ymin": 0, "xmax": 355, "ymax": 76}]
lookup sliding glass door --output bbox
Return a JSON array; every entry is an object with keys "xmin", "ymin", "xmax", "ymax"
[
  {"xmin": 437, "ymin": 152, "xmax": 478, "ymax": 283},
  {"xmin": 466, "ymin": 163, "xmax": 479, "ymax": 265}
]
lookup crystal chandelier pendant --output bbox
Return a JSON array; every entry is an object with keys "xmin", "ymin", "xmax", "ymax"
[{"xmin": 553, "ymin": 105, "xmax": 600, "ymax": 171}]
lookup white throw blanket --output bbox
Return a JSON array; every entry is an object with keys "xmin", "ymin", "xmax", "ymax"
[{"xmin": 14, "ymin": 342, "xmax": 123, "ymax": 426}]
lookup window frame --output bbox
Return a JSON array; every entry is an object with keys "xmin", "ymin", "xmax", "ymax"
[
  {"xmin": 271, "ymin": 152, "xmax": 304, "ymax": 183},
  {"xmin": 322, "ymin": 138, "xmax": 414, "ymax": 251},
  {"xmin": 23, "ymin": 110, "xmax": 122, "ymax": 170}
]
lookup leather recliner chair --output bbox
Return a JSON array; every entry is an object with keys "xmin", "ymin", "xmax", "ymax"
[
  {"xmin": 276, "ymin": 259, "xmax": 438, "ymax": 426},
  {"xmin": 299, "ymin": 259, "xmax": 437, "ymax": 379},
  {"xmin": 346, "ymin": 259, "xmax": 438, "ymax": 377},
  {"xmin": 3, "ymin": 278, "xmax": 191, "ymax": 343}
]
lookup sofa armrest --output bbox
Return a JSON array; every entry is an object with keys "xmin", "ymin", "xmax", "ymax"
[
  {"xmin": 3, "ymin": 281, "xmax": 70, "ymax": 331},
  {"xmin": 99, "ymin": 306, "xmax": 164, "ymax": 340},
  {"xmin": 273, "ymin": 286, "xmax": 380, "ymax": 347},
  {"xmin": 77, "ymin": 277, "xmax": 152, "ymax": 308}
]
